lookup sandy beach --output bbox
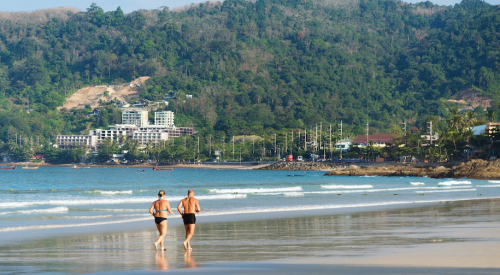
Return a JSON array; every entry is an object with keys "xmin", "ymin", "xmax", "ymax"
[{"xmin": 1, "ymin": 198, "xmax": 499, "ymax": 274}]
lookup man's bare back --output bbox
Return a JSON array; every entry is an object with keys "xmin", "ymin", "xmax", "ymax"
[{"xmin": 180, "ymin": 197, "xmax": 200, "ymax": 214}]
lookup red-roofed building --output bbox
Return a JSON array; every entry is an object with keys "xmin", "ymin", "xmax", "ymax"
[
  {"xmin": 352, "ymin": 133, "xmax": 394, "ymax": 148},
  {"xmin": 31, "ymin": 155, "xmax": 46, "ymax": 160}
]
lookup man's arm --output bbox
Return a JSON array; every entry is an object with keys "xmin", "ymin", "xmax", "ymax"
[
  {"xmin": 195, "ymin": 199, "xmax": 201, "ymax": 213},
  {"xmin": 177, "ymin": 200, "xmax": 184, "ymax": 216}
]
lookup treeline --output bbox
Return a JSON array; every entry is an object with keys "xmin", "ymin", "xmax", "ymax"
[{"xmin": 1, "ymin": 0, "xmax": 500, "ymax": 156}]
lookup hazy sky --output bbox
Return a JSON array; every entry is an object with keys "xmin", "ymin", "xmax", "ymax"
[{"xmin": 1, "ymin": 0, "xmax": 499, "ymax": 13}]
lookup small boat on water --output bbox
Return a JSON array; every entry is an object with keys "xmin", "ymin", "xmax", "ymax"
[
  {"xmin": 73, "ymin": 165, "xmax": 79, "ymax": 170},
  {"xmin": 22, "ymin": 165, "xmax": 39, "ymax": 169},
  {"xmin": 0, "ymin": 165, "xmax": 16, "ymax": 170},
  {"xmin": 153, "ymin": 166, "xmax": 173, "ymax": 171}
]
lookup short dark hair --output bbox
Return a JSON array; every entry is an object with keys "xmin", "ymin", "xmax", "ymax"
[{"xmin": 158, "ymin": 190, "xmax": 165, "ymax": 196}]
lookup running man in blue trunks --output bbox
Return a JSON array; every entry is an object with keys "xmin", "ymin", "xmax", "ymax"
[
  {"xmin": 177, "ymin": 189, "xmax": 201, "ymax": 250},
  {"xmin": 149, "ymin": 190, "xmax": 172, "ymax": 251}
]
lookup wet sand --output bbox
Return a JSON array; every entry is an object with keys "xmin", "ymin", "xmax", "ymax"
[{"xmin": 1, "ymin": 199, "xmax": 500, "ymax": 274}]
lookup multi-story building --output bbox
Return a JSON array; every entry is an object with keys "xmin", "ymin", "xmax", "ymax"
[
  {"xmin": 109, "ymin": 124, "xmax": 139, "ymax": 136},
  {"xmin": 155, "ymin": 111, "xmax": 174, "ymax": 126},
  {"xmin": 132, "ymin": 131, "xmax": 169, "ymax": 146},
  {"xmin": 122, "ymin": 108, "xmax": 148, "ymax": 127},
  {"xmin": 56, "ymin": 135, "xmax": 99, "ymax": 149}
]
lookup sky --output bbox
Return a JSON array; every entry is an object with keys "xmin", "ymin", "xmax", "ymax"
[{"xmin": 0, "ymin": 0, "xmax": 499, "ymax": 13}]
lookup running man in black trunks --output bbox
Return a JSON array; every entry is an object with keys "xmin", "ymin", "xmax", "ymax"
[
  {"xmin": 149, "ymin": 190, "xmax": 172, "ymax": 251},
  {"xmin": 177, "ymin": 189, "xmax": 201, "ymax": 250}
]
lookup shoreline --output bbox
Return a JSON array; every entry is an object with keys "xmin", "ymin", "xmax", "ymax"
[
  {"xmin": 1, "ymin": 162, "xmax": 271, "ymax": 170},
  {"xmin": 2, "ymin": 198, "xmax": 500, "ymax": 274}
]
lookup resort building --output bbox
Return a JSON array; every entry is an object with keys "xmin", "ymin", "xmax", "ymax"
[
  {"xmin": 132, "ymin": 131, "xmax": 169, "ymax": 146},
  {"xmin": 56, "ymin": 135, "xmax": 99, "ymax": 149},
  {"xmin": 335, "ymin": 139, "xmax": 352, "ymax": 152},
  {"xmin": 56, "ymin": 110, "xmax": 195, "ymax": 151},
  {"xmin": 155, "ymin": 111, "xmax": 174, "ymax": 126},
  {"xmin": 352, "ymin": 133, "xmax": 394, "ymax": 148},
  {"xmin": 122, "ymin": 108, "xmax": 149, "ymax": 127}
]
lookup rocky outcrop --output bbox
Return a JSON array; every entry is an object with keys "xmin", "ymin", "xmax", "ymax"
[
  {"xmin": 324, "ymin": 159, "xmax": 500, "ymax": 180},
  {"xmin": 259, "ymin": 162, "xmax": 341, "ymax": 171}
]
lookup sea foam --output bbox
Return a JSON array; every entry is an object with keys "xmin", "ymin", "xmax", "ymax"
[
  {"xmin": 410, "ymin": 182, "xmax": 425, "ymax": 186},
  {"xmin": 438, "ymin": 180, "xmax": 472, "ymax": 186},
  {"xmin": 0, "ymin": 194, "xmax": 247, "ymax": 209},
  {"xmin": 208, "ymin": 187, "xmax": 302, "ymax": 194},
  {"xmin": 321, "ymin": 185, "xmax": 373, "ymax": 189}
]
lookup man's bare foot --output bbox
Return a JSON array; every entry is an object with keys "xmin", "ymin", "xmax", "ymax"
[
  {"xmin": 182, "ymin": 241, "xmax": 188, "ymax": 250},
  {"xmin": 153, "ymin": 242, "xmax": 158, "ymax": 251}
]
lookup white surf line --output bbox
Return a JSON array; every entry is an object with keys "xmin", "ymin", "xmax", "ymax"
[
  {"xmin": 208, "ymin": 186, "xmax": 302, "ymax": 194},
  {"xmin": 2, "ymin": 197, "xmax": 499, "ymax": 232},
  {"xmin": 414, "ymin": 189, "xmax": 477, "ymax": 193},
  {"xmin": 321, "ymin": 185, "xmax": 373, "ymax": 189},
  {"xmin": 0, "ymin": 194, "xmax": 248, "ymax": 209}
]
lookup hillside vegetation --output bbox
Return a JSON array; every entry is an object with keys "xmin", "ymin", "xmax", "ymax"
[{"xmin": 0, "ymin": 0, "xmax": 500, "ymax": 143}]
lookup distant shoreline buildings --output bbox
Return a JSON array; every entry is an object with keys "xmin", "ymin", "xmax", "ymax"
[{"xmin": 56, "ymin": 109, "xmax": 194, "ymax": 150}]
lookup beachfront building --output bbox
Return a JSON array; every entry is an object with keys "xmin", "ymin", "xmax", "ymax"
[
  {"xmin": 56, "ymin": 134, "xmax": 99, "ymax": 150},
  {"xmin": 335, "ymin": 139, "xmax": 352, "ymax": 152},
  {"xmin": 155, "ymin": 111, "xmax": 174, "ymax": 126},
  {"xmin": 122, "ymin": 108, "xmax": 148, "ymax": 127},
  {"xmin": 92, "ymin": 129, "xmax": 128, "ymax": 143},
  {"xmin": 132, "ymin": 131, "xmax": 169, "ymax": 146},
  {"xmin": 352, "ymin": 133, "xmax": 393, "ymax": 148},
  {"xmin": 109, "ymin": 124, "xmax": 139, "ymax": 136}
]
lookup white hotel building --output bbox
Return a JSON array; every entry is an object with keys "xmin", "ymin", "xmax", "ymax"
[
  {"xmin": 57, "ymin": 109, "xmax": 193, "ymax": 150},
  {"xmin": 122, "ymin": 108, "xmax": 149, "ymax": 127},
  {"xmin": 155, "ymin": 111, "xmax": 174, "ymax": 126}
]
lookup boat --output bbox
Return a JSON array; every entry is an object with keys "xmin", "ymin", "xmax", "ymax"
[
  {"xmin": 22, "ymin": 165, "xmax": 39, "ymax": 169},
  {"xmin": 73, "ymin": 165, "xmax": 79, "ymax": 170},
  {"xmin": 153, "ymin": 166, "xmax": 173, "ymax": 171},
  {"xmin": 0, "ymin": 165, "xmax": 16, "ymax": 170}
]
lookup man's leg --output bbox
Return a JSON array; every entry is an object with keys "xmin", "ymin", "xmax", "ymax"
[
  {"xmin": 183, "ymin": 224, "xmax": 189, "ymax": 250},
  {"xmin": 185, "ymin": 224, "xmax": 196, "ymax": 250}
]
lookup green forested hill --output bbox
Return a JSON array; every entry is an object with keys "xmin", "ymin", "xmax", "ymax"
[{"xmin": 0, "ymin": 0, "xmax": 499, "ymax": 144}]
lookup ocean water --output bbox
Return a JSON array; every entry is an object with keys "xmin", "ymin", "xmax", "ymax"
[{"xmin": 1, "ymin": 167, "xmax": 499, "ymax": 233}]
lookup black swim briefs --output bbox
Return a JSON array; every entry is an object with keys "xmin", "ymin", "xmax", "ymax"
[
  {"xmin": 182, "ymin": 213, "xmax": 196, "ymax": 225},
  {"xmin": 155, "ymin": 217, "xmax": 167, "ymax": 225}
]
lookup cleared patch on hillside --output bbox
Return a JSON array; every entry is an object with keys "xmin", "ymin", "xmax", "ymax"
[
  {"xmin": 446, "ymin": 89, "xmax": 492, "ymax": 110},
  {"xmin": 59, "ymin": 77, "xmax": 150, "ymax": 110}
]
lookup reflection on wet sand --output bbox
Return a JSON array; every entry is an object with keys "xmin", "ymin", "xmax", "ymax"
[
  {"xmin": 184, "ymin": 251, "xmax": 197, "ymax": 268},
  {"xmin": 0, "ymin": 199, "xmax": 499, "ymax": 274},
  {"xmin": 156, "ymin": 250, "xmax": 169, "ymax": 270}
]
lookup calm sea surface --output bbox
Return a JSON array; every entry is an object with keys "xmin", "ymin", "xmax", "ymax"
[{"xmin": 1, "ymin": 167, "xmax": 500, "ymax": 233}]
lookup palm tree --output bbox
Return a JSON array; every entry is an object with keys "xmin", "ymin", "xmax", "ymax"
[
  {"xmin": 487, "ymin": 109, "xmax": 497, "ymax": 122},
  {"xmin": 465, "ymin": 111, "xmax": 476, "ymax": 127}
]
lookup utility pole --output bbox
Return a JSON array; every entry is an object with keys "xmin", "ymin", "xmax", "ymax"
[
  {"xmin": 329, "ymin": 124, "xmax": 332, "ymax": 160},
  {"xmin": 402, "ymin": 121, "xmax": 407, "ymax": 136},
  {"xmin": 262, "ymin": 135, "xmax": 265, "ymax": 160},
  {"xmin": 285, "ymin": 132, "xmax": 287, "ymax": 155},
  {"xmin": 222, "ymin": 136, "xmax": 225, "ymax": 161},
  {"xmin": 232, "ymin": 136, "xmax": 235, "ymax": 160},
  {"xmin": 304, "ymin": 129, "xmax": 307, "ymax": 151},
  {"xmin": 274, "ymin": 134, "xmax": 277, "ymax": 160},
  {"xmin": 209, "ymin": 136, "xmax": 211, "ymax": 157},
  {"xmin": 366, "ymin": 121, "xmax": 369, "ymax": 146},
  {"xmin": 339, "ymin": 120, "xmax": 343, "ymax": 160},
  {"xmin": 315, "ymin": 124, "xmax": 318, "ymax": 154},
  {"xmin": 428, "ymin": 121, "xmax": 433, "ymax": 146},
  {"xmin": 197, "ymin": 136, "xmax": 199, "ymax": 159},
  {"xmin": 291, "ymin": 130, "xmax": 293, "ymax": 155}
]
